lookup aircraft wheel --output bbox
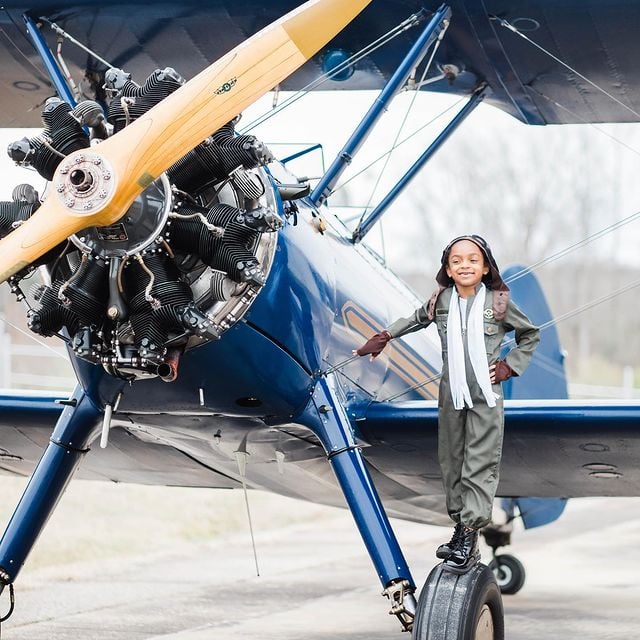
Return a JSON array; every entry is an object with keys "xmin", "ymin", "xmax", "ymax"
[
  {"xmin": 490, "ymin": 554, "xmax": 525, "ymax": 595},
  {"xmin": 412, "ymin": 563, "xmax": 504, "ymax": 640}
]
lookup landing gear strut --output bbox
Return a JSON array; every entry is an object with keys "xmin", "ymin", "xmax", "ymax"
[{"xmin": 481, "ymin": 524, "xmax": 526, "ymax": 595}]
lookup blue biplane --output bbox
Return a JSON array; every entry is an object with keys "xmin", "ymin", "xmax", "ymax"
[{"xmin": 0, "ymin": 1, "xmax": 638, "ymax": 638}]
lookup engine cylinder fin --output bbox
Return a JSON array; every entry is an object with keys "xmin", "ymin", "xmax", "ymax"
[
  {"xmin": 210, "ymin": 119, "xmax": 237, "ymax": 145},
  {"xmin": 123, "ymin": 252, "xmax": 198, "ymax": 357},
  {"xmin": 209, "ymin": 271, "xmax": 233, "ymax": 301},
  {"xmin": 29, "ymin": 281, "xmax": 79, "ymax": 336},
  {"xmin": 168, "ymin": 203, "xmax": 263, "ymax": 283},
  {"xmin": 29, "ymin": 258, "xmax": 108, "ymax": 336},
  {"xmin": 168, "ymin": 124, "xmax": 272, "ymax": 195},
  {"xmin": 0, "ymin": 194, "xmax": 69, "ymax": 270},
  {"xmin": 7, "ymin": 99, "xmax": 90, "ymax": 180},
  {"xmin": 0, "ymin": 201, "xmax": 39, "ymax": 238},
  {"xmin": 107, "ymin": 68, "xmax": 184, "ymax": 133}
]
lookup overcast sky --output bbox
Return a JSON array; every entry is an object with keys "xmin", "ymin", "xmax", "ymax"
[{"xmin": 1, "ymin": 89, "xmax": 639, "ymax": 276}]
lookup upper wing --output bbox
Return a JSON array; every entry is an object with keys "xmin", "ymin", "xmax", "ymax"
[
  {"xmin": 354, "ymin": 399, "xmax": 640, "ymax": 503},
  {"xmin": 1, "ymin": 0, "xmax": 639, "ymax": 126}
]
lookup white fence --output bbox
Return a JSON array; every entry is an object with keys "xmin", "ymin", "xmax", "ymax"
[{"xmin": 0, "ymin": 316, "xmax": 75, "ymax": 390}]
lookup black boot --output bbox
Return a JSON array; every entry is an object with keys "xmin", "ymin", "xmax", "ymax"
[
  {"xmin": 436, "ymin": 523, "xmax": 463, "ymax": 559},
  {"xmin": 444, "ymin": 527, "xmax": 480, "ymax": 573}
]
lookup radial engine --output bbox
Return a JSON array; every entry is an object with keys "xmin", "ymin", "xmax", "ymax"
[{"xmin": 2, "ymin": 67, "xmax": 283, "ymax": 382}]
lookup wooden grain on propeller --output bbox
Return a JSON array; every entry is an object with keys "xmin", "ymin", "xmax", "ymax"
[{"xmin": 0, "ymin": 0, "xmax": 372, "ymax": 282}]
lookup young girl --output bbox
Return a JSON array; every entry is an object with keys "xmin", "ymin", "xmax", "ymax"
[{"xmin": 355, "ymin": 235, "xmax": 539, "ymax": 572}]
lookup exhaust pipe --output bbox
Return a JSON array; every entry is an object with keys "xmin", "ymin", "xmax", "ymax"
[{"xmin": 156, "ymin": 346, "xmax": 184, "ymax": 382}]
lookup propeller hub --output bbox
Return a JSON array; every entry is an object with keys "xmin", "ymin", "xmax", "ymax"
[
  {"xmin": 55, "ymin": 152, "xmax": 116, "ymax": 214},
  {"xmin": 70, "ymin": 173, "xmax": 172, "ymax": 258},
  {"xmin": 69, "ymin": 169, "xmax": 93, "ymax": 192}
]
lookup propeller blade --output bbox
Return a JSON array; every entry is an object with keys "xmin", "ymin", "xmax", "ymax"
[
  {"xmin": 0, "ymin": 193, "xmax": 115, "ymax": 282},
  {"xmin": 0, "ymin": 0, "xmax": 372, "ymax": 283}
]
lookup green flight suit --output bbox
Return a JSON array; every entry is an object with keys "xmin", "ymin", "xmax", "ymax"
[{"xmin": 387, "ymin": 286, "xmax": 540, "ymax": 528}]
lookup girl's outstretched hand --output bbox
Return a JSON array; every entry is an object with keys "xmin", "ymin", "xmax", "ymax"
[{"xmin": 353, "ymin": 331, "xmax": 392, "ymax": 359}]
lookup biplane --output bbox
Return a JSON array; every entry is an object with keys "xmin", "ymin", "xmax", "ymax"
[{"xmin": 0, "ymin": 1, "xmax": 639, "ymax": 638}]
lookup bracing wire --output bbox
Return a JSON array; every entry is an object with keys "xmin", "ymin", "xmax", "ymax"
[
  {"xmin": 39, "ymin": 18, "xmax": 115, "ymax": 69},
  {"xmin": 1, "ymin": 315, "xmax": 69, "ymax": 361},
  {"xmin": 491, "ymin": 16, "xmax": 640, "ymax": 121},
  {"xmin": 383, "ymin": 372, "xmax": 442, "ymax": 402},
  {"xmin": 530, "ymin": 89, "xmax": 640, "ymax": 160},
  {"xmin": 354, "ymin": 30, "xmax": 444, "ymax": 233},
  {"xmin": 331, "ymin": 97, "xmax": 465, "ymax": 196},
  {"xmin": 240, "ymin": 12, "xmax": 424, "ymax": 134},
  {"xmin": 505, "ymin": 209, "xmax": 640, "ymax": 284},
  {"xmin": 0, "ymin": 10, "xmax": 53, "ymax": 81},
  {"xmin": 507, "ymin": 277, "xmax": 640, "ymax": 346},
  {"xmin": 327, "ymin": 361, "xmax": 376, "ymax": 398}
]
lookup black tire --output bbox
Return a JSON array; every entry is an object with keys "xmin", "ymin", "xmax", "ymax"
[
  {"xmin": 490, "ymin": 554, "xmax": 525, "ymax": 595},
  {"xmin": 412, "ymin": 562, "xmax": 504, "ymax": 640}
]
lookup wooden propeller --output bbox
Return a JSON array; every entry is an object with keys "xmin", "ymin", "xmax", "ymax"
[{"xmin": 0, "ymin": 0, "xmax": 372, "ymax": 283}]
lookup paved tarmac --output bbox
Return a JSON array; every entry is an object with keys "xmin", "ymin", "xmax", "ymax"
[{"xmin": 0, "ymin": 495, "xmax": 639, "ymax": 639}]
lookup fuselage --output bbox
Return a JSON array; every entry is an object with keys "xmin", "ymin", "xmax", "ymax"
[{"xmin": 75, "ymin": 161, "xmax": 442, "ymax": 420}]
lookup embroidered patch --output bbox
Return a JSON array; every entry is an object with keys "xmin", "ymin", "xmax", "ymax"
[
  {"xmin": 436, "ymin": 309, "xmax": 448, "ymax": 317},
  {"xmin": 484, "ymin": 308, "xmax": 494, "ymax": 319}
]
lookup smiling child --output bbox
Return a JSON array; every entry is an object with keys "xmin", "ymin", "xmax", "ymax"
[{"xmin": 356, "ymin": 235, "xmax": 539, "ymax": 572}]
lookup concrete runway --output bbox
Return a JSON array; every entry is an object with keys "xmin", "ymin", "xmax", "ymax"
[{"xmin": 1, "ymin": 495, "xmax": 639, "ymax": 639}]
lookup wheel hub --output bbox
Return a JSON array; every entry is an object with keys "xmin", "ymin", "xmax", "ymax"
[{"xmin": 475, "ymin": 604, "xmax": 495, "ymax": 640}]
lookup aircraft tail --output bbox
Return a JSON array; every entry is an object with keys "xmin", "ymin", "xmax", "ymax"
[
  {"xmin": 501, "ymin": 265, "xmax": 568, "ymax": 400},
  {"xmin": 500, "ymin": 265, "xmax": 568, "ymax": 529}
]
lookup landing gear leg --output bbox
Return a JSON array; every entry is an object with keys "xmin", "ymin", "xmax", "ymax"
[
  {"xmin": 298, "ymin": 375, "xmax": 416, "ymax": 631},
  {"xmin": 481, "ymin": 523, "xmax": 526, "ymax": 595},
  {"xmin": 0, "ymin": 385, "xmax": 103, "ymax": 596}
]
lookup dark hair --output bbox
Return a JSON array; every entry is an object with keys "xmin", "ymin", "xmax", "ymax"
[{"xmin": 435, "ymin": 235, "xmax": 508, "ymax": 291}]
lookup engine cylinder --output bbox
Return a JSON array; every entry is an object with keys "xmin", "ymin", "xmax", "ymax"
[
  {"xmin": 168, "ymin": 203, "xmax": 263, "ymax": 282},
  {"xmin": 30, "ymin": 258, "xmax": 108, "ymax": 336},
  {"xmin": 123, "ymin": 253, "xmax": 195, "ymax": 356},
  {"xmin": 107, "ymin": 68, "xmax": 184, "ymax": 133},
  {"xmin": 8, "ymin": 99, "xmax": 91, "ymax": 180}
]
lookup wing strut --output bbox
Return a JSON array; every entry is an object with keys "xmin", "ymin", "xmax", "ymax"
[
  {"xmin": 352, "ymin": 83, "xmax": 487, "ymax": 243},
  {"xmin": 23, "ymin": 14, "xmax": 77, "ymax": 106},
  {"xmin": 309, "ymin": 4, "xmax": 452, "ymax": 207},
  {"xmin": 0, "ymin": 385, "xmax": 106, "ymax": 593}
]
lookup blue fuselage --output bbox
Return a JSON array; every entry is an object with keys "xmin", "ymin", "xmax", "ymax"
[{"xmin": 74, "ymin": 171, "xmax": 442, "ymax": 421}]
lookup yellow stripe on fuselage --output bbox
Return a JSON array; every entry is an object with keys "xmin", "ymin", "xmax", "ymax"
[{"xmin": 341, "ymin": 302, "xmax": 439, "ymax": 400}]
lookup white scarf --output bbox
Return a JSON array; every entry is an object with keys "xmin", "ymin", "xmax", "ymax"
[{"xmin": 446, "ymin": 283, "xmax": 500, "ymax": 409}]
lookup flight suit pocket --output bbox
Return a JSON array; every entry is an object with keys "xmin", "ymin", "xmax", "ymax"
[
  {"xmin": 483, "ymin": 322, "xmax": 500, "ymax": 352},
  {"xmin": 484, "ymin": 323, "xmax": 498, "ymax": 336}
]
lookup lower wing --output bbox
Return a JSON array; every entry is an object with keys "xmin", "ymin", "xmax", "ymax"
[
  {"xmin": 3, "ymin": 392, "xmax": 639, "ymax": 524},
  {"xmin": 354, "ymin": 399, "xmax": 640, "ymax": 500}
]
